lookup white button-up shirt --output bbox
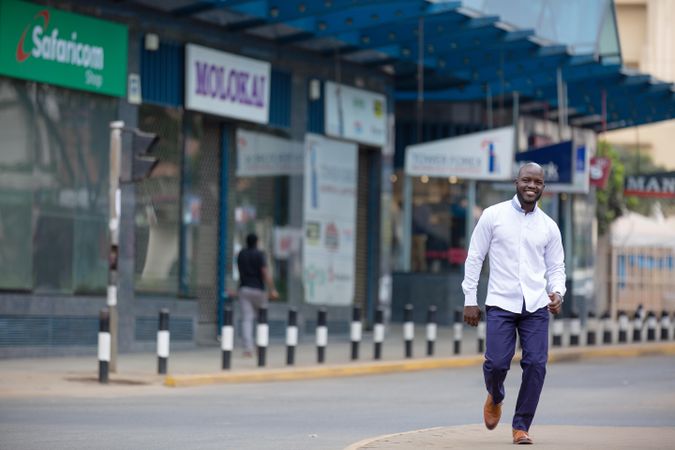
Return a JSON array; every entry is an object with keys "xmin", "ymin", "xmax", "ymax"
[{"xmin": 462, "ymin": 195, "xmax": 566, "ymax": 314}]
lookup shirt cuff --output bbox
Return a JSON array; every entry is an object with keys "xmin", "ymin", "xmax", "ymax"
[{"xmin": 464, "ymin": 293, "xmax": 478, "ymax": 307}]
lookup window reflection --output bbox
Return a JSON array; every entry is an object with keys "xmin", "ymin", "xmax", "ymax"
[{"xmin": 0, "ymin": 78, "xmax": 114, "ymax": 293}]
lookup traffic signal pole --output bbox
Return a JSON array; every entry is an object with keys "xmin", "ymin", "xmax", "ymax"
[{"xmin": 108, "ymin": 120, "xmax": 123, "ymax": 372}]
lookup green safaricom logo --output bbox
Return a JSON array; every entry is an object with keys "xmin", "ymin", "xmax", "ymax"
[{"xmin": 15, "ymin": 8, "xmax": 105, "ymax": 85}]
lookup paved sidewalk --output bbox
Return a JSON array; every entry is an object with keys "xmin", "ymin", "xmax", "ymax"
[
  {"xmin": 1, "ymin": 323, "xmax": 674, "ymax": 396},
  {"xmin": 344, "ymin": 424, "xmax": 675, "ymax": 449}
]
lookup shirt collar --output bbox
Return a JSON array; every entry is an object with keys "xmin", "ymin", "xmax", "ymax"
[{"xmin": 511, "ymin": 195, "xmax": 538, "ymax": 215}]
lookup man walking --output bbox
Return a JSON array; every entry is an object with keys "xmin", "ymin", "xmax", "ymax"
[
  {"xmin": 462, "ymin": 163, "xmax": 565, "ymax": 445},
  {"xmin": 237, "ymin": 233, "xmax": 278, "ymax": 357}
]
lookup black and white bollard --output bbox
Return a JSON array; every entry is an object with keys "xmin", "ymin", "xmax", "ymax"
[
  {"xmin": 256, "ymin": 307, "xmax": 268, "ymax": 367},
  {"xmin": 157, "ymin": 308, "xmax": 170, "ymax": 375},
  {"xmin": 586, "ymin": 311, "xmax": 598, "ymax": 346},
  {"xmin": 350, "ymin": 306, "xmax": 362, "ymax": 360},
  {"xmin": 618, "ymin": 310, "xmax": 629, "ymax": 343},
  {"xmin": 98, "ymin": 309, "xmax": 111, "ymax": 384},
  {"xmin": 221, "ymin": 306, "xmax": 233, "ymax": 370},
  {"xmin": 316, "ymin": 308, "xmax": 327, "ymax": 364},
  {"xmin": 286, "ymin": 308, "xmax": 298, "ymax": 366},
  {"xmin": 569, "ymin": 312, "xmax": 581, "ymax": 347},
  {"xmin": 660, "ymin": 311, "xmax": 671, "ymax": 341},
  {"xmin": 453, "ymin": 309, "xmax": 463, "ymax": 355},
  {"xmin": 426, "ymin": 305, "xmax": 437, "ymax": 357},
  {"xmin": 403, "ymin": 304, "xmax": 414, "ymax": 359},
  {"xmin": 477, "ymin": 314, "xmax": 486, "ymax": 353},
  {"xmin": 646, "ymin": 311, "xmax": 657, "ymax": 342},
  {"xmin": 552, "ymin": 315, "xmax": 563, "ymax": 347},
  {"xmin": 632, "ymin": 310, "xmax": 643, "ymax": 343},
  {"xmin": 602, "ymin": 311, "xmax": 613, "ymax": 344},
  {"xmin": 373, "ymin": 307, "xmax": 384, "ymax": 360}
]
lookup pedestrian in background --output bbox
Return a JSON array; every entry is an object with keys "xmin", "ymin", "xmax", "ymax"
[
  {"xmin": 461, "ymin": 162, "xmax": 565, "ymax": 445},
  {"xmin": 237, "ymin": 233, "xmax": 279, "ymax": 357}
]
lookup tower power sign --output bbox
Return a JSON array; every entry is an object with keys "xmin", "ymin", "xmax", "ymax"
[{"xmin": 0, "ymin": 0, "xmax": 127, "ymax": 97}]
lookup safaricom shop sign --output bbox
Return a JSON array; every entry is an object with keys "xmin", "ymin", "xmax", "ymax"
[{"xmin": 0, "ymin": 0, "xmax": 127, "ymax": 97}]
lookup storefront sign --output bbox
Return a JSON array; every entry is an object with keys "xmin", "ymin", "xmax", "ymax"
[
  {"xmin": 303, "ymin": 134, "xmax": 357, "ymax": 306},
  {"xmin": 624, "ymin": 172, "xmax": 675, "ymax": 198},
  {"xmin": 324, "ymin": 81, "xmax": 387, "ymax": 147},
  {"xmin": 185, "ymin": 44, "xmax": 270, "ymax": 124},
  {"xmin": 590, "ymin": 157, "xmax": 612, "ymax": 188},
  {"xmin": 0, "ymin": 0, "xmax": 128, "ymax": 96},
  {"xmin": 405, "ymin": 126, "xmax": 515, "ymax": 180},
  {"xmin": 505, "ymin": 141, "xmax": 589, "ymax": 193},
  {"xmin": 515, "ymin": 141, "xmax": 573, "ymax": 183},
  {"xmin": 236, "ymin": 129, "xmax": 303, "ymax": 177}
]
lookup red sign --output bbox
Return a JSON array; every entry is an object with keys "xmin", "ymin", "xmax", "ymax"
[{"xmin": 589, "ymin": 157, "xmax": 612, "ymax": 188}]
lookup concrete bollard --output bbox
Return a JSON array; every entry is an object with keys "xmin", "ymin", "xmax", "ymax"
[
  {"xmin": 586, "ymin": 311, "xmax": 598, "ymax": 346},
  {"xmin": 569, "ymin": 312, "xmax": 581, "ymax": 347},
  {"xmin": 552, "ymin": 315, "xmax": 563, "ymax": 347},
  {"xmin": 646, "ymin": 311, "xmax": 657, "ymax": 342},
  {"xmin": 256, "ymin": 307, "xmax": 268, "ymax": 367},
  {"xmin": 157, "ymin": 308, "xmax": 170, "ymax": 375},
  {"xmin": 660, "ymin": 311, "xmax": 671, "ymax": 341},
  {"xmin": 632, "ymin": 310, "xmax": 643, "ymax": 343},
  {"xmin": 373, "ymin": 307, "xmax": 384, "ymax": 360},
  {"xmin": 286, "ymin": 308, "xmax": 298, "ymax": 366},
  {"xmin": 602, "ymin": 311, "xmax": 613, "ymax": 344},
  {"xmin": 350, "ymin": 306, "xmax": 362, "ymax": 361},
  {"xmin": 618, "ymin": 311, "xmax": 629, "ymax": 343},
  {"xmin": 316, "ymin": 308, "xmax": 327, "ymax": 364},
  {"xmin": 453, "ymin": 309, "xmax": 463, "ymax": 355},
  {"xmin": 477, "ymin": 314, "xmax": 486, "ymax": 353},
  {"xmin": 403, "ymin": 304, "xmax": 414, "ymax": 359},
  {"xmin": 98, "ymin": 308, "xmax": 111, "ymax": 384},
  {"xmin": 426, "ymin": 306, "xmax": 437, "ymax": 357},
  {"xmin": 221, "ymin": 306, "xmax": 233, "ymax": 370}
]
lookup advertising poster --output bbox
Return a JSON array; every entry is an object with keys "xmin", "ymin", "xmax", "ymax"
[{"xmin": 302, "ymin": 134, "xmax": 357, "ymax": 306}]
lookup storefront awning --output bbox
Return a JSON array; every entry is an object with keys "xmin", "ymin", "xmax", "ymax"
[{"xmin": 127, "ymin": 0, "xmax": 675, "ymax": 132}]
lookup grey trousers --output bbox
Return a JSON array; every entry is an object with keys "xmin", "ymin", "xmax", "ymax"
[{"xmin": 239, "ymin": 287, "xmax": 268, "ymax": 353}]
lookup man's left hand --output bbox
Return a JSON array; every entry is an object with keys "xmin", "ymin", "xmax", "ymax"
[{"xmin": 547, "ymin": 292, "xmax": 562, "ymax": 315}]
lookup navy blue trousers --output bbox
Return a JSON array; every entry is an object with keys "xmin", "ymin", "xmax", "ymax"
[{"xmin": 483, "ymin": 303, "xmax": 549, "ymax": 431}]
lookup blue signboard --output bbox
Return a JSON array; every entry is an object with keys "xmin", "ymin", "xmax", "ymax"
[{"xmin": 515, "ymin": 141, "xmax": 573, "ymax": 185}]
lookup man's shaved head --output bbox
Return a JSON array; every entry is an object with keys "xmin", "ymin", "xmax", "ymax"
[{"xmin": 517, "ymin": 162, "xmax": 545, "ymax": 180}]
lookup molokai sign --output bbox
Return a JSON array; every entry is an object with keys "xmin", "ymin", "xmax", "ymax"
[
  {"xmin": 185, "ymin": 43, "xmax": 270, "ymax": 124},
  {"xmin": 0, "ymin": 0, "xmax": 128, "ymax": 97},
  {"xmin": 624, "ymin": 171, "xmax": 675, "ymax": 198}
]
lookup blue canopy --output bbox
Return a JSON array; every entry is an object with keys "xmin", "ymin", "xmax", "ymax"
[{"xmin": 128, "ymin": 0, "xmax": 675, "ymax": 131}]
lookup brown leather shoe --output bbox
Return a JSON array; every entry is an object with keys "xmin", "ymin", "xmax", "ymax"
[
  {"xmin": 512, "ymin": 429, "xmax": 533, "ymax": 445},
  {"xmin": 483, "ymin": 394, "xmax": 502, "ymax": 430}
]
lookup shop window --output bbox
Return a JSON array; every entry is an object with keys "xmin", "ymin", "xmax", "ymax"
[
  {"xmin": 134, "ymin": 105, "xmax": 182, "ymax": 294},
  {"xmin": 0, "ymin": 78, "xmax": 115, "ymax": 293}
]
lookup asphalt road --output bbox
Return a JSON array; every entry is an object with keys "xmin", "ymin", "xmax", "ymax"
[{"xmin": 1, "ymin": 355, "xmax": 674, "ymax": 450}]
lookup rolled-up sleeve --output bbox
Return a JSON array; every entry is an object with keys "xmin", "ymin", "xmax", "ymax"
[
  {"xmin": 544, "ymin": 222, "xmax": 566, "ymax": 297},
  {"xmin": 462, "ymin": 210, "xmax": 493, "ymax": 307}
]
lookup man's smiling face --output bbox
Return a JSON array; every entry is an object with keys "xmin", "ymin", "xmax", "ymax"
[{"xmin": 515, "ymin": 163, "xmax": 545, "ymax": 208}]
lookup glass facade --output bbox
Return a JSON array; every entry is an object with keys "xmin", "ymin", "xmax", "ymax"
[
  {"xmin": 232, "ymin": 132, "xmax": 296, "ymax": 301},
  {"xmin": 0, "ymin": 78, "xmax": 116, "ymax": 294},
  {"xmin": 134, "ymin": 105, "xmax": 183, "ymax": 295}
]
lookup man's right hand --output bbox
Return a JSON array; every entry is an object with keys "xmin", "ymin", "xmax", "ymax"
[
  {"xmin": 463, "ymin": 306, "xmax": 481, "ymax": 327},
  {"xmin": 269, "ymin": 288, "xmax": 279, "ymax": 301}
]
